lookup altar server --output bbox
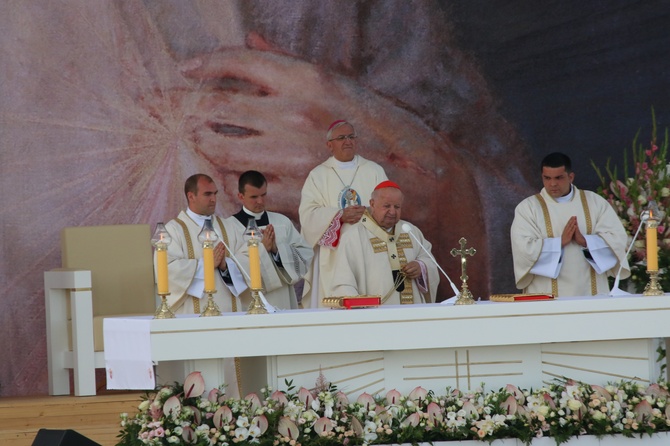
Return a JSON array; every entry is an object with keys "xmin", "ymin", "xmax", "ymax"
[
  {"xmin": 227, "ymin": 170, "xmax": 313, "ymax": 310},
  {"xmin": 330, "ymin": 180, "xmax": 439, "ymax": 305},
  {"xmin": 511, "ymin": 152, "xmax": 630, "ymax": 297}
]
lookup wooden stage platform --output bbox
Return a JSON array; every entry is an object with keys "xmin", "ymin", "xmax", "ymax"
[{"xmin": 0, "ymin": 392, "xmax": 142, "ymax": 446}]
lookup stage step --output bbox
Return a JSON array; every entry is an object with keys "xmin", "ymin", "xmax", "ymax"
[{"xmin": 0, "ymin": 392, "xmax": 143, "ymax": 446}]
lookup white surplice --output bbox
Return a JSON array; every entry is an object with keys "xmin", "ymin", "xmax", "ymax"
[
  {"xmin": 226, "ymin": 210, "xmax": 313, "ymax": 310},
  {"xmin": 511, "ymin": 186, "xmax": 630, "ymax": 297}
]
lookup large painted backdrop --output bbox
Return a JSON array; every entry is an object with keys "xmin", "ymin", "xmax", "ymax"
[{"xmin": 0, "ymin": 0, "xmax": 668, "ymax": 397}]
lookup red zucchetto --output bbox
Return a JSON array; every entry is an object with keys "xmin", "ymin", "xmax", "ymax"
[{"xmin": 374, "ymin": 180, "xmax": 401, "ymax": 191}]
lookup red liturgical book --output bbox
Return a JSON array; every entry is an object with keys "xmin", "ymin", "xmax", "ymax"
[
  {"xmin": 342, "ymin": 296, "xmax": 381, "ymax": 309},
  {"xmin": 490, "ymin": 294, "xmax": 554, "ymax": 302},
  {"xmin": 322, "ymin": 295, "xmax": 382, "ymax": 309}
]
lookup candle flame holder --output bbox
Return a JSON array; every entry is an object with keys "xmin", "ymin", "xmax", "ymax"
[
  {"xmin": 247, "ymin": 288, "xmax": 268, "ymax": 314},
  {"xmin": 201, "ymin": 289, "xmax": 222, "ymax": 317},
  {"xmin": 154, "ymin": 292, "xmax": 175, "ymax": 319}
]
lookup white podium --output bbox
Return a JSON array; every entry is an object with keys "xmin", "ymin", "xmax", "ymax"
[{"xmin": 105, "ymin": 294, "xmax": 670, "ymax": 398}]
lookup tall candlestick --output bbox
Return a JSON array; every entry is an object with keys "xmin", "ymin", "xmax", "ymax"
[
  {"xmin": 152, "ymin": 222, "xmax": 175, "ymax": 319},
  {"xmin": 203, "ymin": 245, "xmax": 216, "ymax": 291},
  {"xmin": 248, "ymin": 239, "xmax": 262, "ymax": 289},
  {"xmin": 156, "ymin": 248, "xmax": 169, "ymax": 295},
  {"xmin": 646, "ymin": 220, "xmax": 658, "ymax": 271}
]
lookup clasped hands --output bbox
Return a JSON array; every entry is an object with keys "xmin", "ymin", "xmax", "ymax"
[
  {"xmin": 561, "ymin": 216, "xmax": 587, "ymax": 248},
  {"xmin": 211, "ymin": 224, "xmax": 278, "ymax": 272}
]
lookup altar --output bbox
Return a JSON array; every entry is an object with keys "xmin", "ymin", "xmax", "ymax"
[{"xmin": 105, "ymin": 294, "xmax": 670, "ymax": 398}]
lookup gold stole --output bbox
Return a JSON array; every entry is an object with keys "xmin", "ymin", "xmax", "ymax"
[
  {"xmin": 360, "ymin": 212, "xmax": 415, "ymax": 304},
  {"xmin": 535, "ymin": 189, "xmax": 596, "ymax": 296}
]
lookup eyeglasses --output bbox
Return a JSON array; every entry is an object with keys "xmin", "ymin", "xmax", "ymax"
[{"xmin": 328, "ymin": 134, "xmax": 357, "ymax": 142}]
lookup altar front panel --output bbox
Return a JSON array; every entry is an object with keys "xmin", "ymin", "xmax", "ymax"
[
  {"xmin": 110, "ymin": 295, "xmax": 670, "ymax": 397},
  {"xmin": 263, "ymin": 338, "xmax": 657, "ymax": 398}
]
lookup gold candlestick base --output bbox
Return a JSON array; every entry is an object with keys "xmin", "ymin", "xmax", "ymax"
[
  {"xmin": 201, "ymin": 290, "xmax": 222, "ymax": 317},
  {"xmin": 454, "ymin": 282, "xmax": 476, "ymax": 305},
  {"xmin": 154, "ymin": 293, "xmax": 175, "ymax": 319},
  {"xmin": 643, "ymin": 270, "xmax": 664, "ymax": 296},
  {"xmin": 247, "ymin": 288, "xmax": 268, "ymax": 314}
]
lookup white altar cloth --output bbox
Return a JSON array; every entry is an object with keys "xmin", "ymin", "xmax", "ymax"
[{"xmin": 104, "ymin": 294, "xmax": 670, "ymax": 397}]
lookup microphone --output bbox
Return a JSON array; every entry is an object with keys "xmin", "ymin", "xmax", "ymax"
[
  {"xmin": 401, "ymin": 223, "xmax": 460, "ymax": 297},
  {"xmin": 609, "ymin": 211, "xmax": 646, "ymax": 296}
]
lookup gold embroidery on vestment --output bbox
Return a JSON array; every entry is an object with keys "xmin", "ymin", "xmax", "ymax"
[{"xmin": 370, "ymin": 237, "xmax": 387, "ymax": 253}]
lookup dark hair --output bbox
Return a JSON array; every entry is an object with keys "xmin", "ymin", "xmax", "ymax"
[
  {"xmin": 184, "ymin": 173, "xmax": 214, "ymax": 199},
  {"xmin": 541, "ymin": 152, "xmax": 572, "ymax": 173},
  {"xmin": 238, "ymin": 170, "xmax": 267, "ymax": 193}
]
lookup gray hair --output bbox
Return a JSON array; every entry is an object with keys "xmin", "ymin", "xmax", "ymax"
[{"xmin": 326, "ymin": 120, "xmax": 354, "ymax": 140}]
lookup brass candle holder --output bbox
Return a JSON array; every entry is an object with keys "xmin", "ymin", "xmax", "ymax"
[
  {"xmin": 201, "ymin": 289, "xmax": 222, "ymax": 317},
  {"xmin": 247, "ymin": 288, "xmax": 269, "ymax": 314},
  {"xmin": 450, "ymin": 237, "xmax": 477, "ymax": 305},
  {"xmin": 643, "ymin": 270, "xmax": 663, "ymax": 296},
  {"xmin": 643, "ymin": 203, "xmax": 664, "ymax": 296},
  {"xmin": 198, "ymin": 220, "xmax": 222, "ymax": 317},
  {"xmin": 152, "ymin": 223, "xmax": 175, "ymax": 319},
  {"xmin": 245, "ymin": 220, "xmax": 268, "ymax": 314},
  {"xmin": 154, "ymin": 292, "xmax": 175, "ymax": 319}
]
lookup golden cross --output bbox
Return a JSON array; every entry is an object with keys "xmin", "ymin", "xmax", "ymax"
[{"xmin": 450, "ymin": 237, "xmax": 476, "ymax": 283}]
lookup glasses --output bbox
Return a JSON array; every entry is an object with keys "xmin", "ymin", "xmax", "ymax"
[{"xmin": 328, "ymin": 134, "xmax": 357, "ymax": 142}]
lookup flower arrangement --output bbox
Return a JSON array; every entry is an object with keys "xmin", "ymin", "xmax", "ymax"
[
  {"xmin": 591, "ymin": 109, "xmax": 670, "ymax": 292},
  {"xmin": 116, "ymin": 371, "xmax": 670, "ymax": 446}
]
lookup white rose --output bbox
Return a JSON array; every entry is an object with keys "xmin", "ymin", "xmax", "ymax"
[
  {"xmin": 138, "ymin": 400, "xmax": 151, "ymax": 411},
  {"xmin": 661, "ymin": 188, "xmax": 670, "ymax": 198},
  {"xmin": 567, "ymin": 399, "xmax": 582, "ymax": 412},
  {"xmin": 538, "ymin": 405, "xmax": 549, "ymax": 417},
  {"xmin": 592, "ymin": 411, "xmax": 606, "ymax": 421}
]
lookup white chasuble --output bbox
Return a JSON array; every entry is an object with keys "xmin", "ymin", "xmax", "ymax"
[
  {"xmin": 331, "ymin": 214, "xmax": 439, "ymax": 305},
  {"xmin": 299, "ymin": 155, "xmax": 387, "ymax": 307},
  {"xmin": 511, "ymin": 186, "xmax": 630, "ymax": 297}
]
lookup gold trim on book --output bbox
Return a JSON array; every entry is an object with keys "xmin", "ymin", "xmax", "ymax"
[
  {"xmin": 321, "ymin": 295, "xmax": 381, "ymax": 308},
  {"xmin": 490, "ymin": 293, "xmax": 554, "ymax": 302}
]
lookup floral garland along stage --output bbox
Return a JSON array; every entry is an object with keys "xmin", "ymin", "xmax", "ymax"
[
  {"xmin": 117, "ymin": 371, "xmax": 670, "ymax": 446},
  {"xmin": 591, "ymin": 109, "xmax": 670, "ymax": 293}
]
